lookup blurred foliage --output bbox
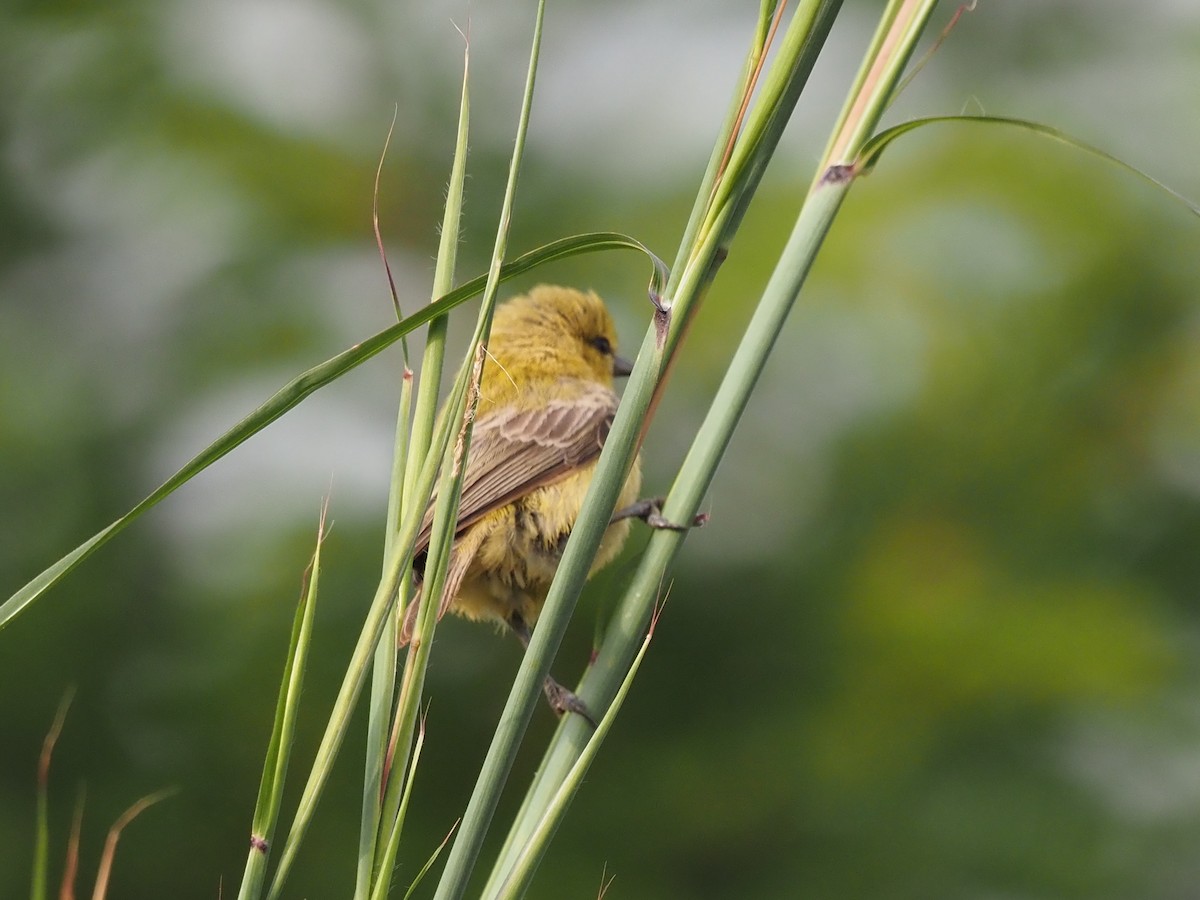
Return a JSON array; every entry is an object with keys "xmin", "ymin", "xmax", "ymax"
[{"xmin": 3, "ymin": 2, "xmax": 1200, "ymax": 899}]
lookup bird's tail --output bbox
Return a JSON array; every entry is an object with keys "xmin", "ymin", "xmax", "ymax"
[{"xmin": 397, "ymin": 528, "xmax": 484, "ymax": 646}]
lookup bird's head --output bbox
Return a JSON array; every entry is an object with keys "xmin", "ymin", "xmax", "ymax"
[{"xmin": 488, "ymin": 285, "xmax": 634, "ymax": 386}]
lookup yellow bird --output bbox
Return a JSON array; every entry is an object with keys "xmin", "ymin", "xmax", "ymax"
[{"xmin": 401, "ymin": 284, "xmax": 643, "ymax": 718}]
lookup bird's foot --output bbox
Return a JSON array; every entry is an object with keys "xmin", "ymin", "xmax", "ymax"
[
  {"xmin": 543, "ymin": 676, "xmax": 598, "ymax": 728},
  {"xmin": 611, "ymin": 497, "xmax": 709, "ymax": 532}
]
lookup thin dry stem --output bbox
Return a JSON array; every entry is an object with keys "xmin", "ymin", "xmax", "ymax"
[
  {"xmin": 59, "ymin": 788, "xmax": 86, "ymax": 900},
  {"xmin": 39, "ymin": 689, "xmax": 75, "ymax": 787},
  {"xmin": 90, "ymin": 789, "xmax": 174, "ymax": 900},
  {"xmin": 374, "ymin": 106, "xmax": 404, "ymax": 324},
  {"xmin": 891, "ymin": 1, "xmax": 977, "ymax": 106}
]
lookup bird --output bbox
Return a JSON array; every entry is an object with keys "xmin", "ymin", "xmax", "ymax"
[{"xmin": 400, "ymin": 284, "xmax": 643, "ymax": 720}]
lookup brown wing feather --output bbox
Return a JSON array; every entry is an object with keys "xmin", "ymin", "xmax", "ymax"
[{"xmin": 413, "ymin": 380, "xmax": 618, "ymax": 558}]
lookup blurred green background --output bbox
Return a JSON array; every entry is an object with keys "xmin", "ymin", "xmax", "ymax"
[{"xmin": 3, "ymin": 2, "xmax": 1200, "ymax": 898}]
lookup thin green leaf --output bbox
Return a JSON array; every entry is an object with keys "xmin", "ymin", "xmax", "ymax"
[
  {"xmin": 369, "ymin": 712, "xmax": 429, "ymax": 900},
  {"xmin": 857, "ymin": 114, "xmax": 1200, "ymax": 216},
  {"xmin": 355, "ymin": 369, "xmax": 411, "ymax": 900},
  {"xmin": 0, "ymin": 232, "xmax": 662, "ymax": 633},
  {"xmin": 402, "ymin": 820, "xmax": 460, "ymax": 900},
  {"xmin": 370, "ymin": 41, "xmax": 473, "ymax": 885},
  {"xmin": 237, "ymin": 507, "xmax": 325, "ymax": 900}
]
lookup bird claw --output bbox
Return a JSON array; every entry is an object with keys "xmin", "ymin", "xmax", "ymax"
[
  {"xmin": 611, "ymin": 498, "xmax": 708, "ymax": 532},
  {"xmin": 543, "ymin": 677, "xmax": 597, "ymax": 728}
]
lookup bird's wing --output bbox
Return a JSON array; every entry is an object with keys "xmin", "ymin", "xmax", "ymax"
[{"xmin": 414, "ymin": 380, "xmax": 619, "ymax": 556}]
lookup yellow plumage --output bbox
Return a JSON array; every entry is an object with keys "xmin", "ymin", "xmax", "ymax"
[{"xmin": 403, "ymin": 285, "xmax": 641, "ymax": 648}]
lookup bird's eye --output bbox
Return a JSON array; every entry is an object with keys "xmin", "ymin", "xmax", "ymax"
[{"xmin": 589, "ymin": 335, "xmax": 613, "ymax": 355}]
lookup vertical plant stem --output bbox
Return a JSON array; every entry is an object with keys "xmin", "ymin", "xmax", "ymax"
[
  {"xmin": 265, "ymin": 432, "xmax": 449, "ymax": 899},
  {"xmin": 364, "ymin": 35, "xmax": 472, "ymax": 897},
  {"xmin": 238, "ymin": 514, "xmax": 324, "ymax": 900},
  {"xmin": 356, "ymin": 371, "xmax": 411, "ymax": 899}
]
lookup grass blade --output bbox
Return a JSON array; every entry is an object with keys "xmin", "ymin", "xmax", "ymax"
[
  {"xmin": 0, "ymin": 232, "xmax": 662, "ymax": 634},
  {"xmin": 402, "ymin": 821, "xmax": 459, "ymax": 900},
  {"xmin": 360, "ymin": 30, "xmax": 471, "ymax": 889},
  {"xmin": 368, "ymin": 713, "xmax": 429, "ymax": 900},
  {"xmin": 236, "ymin": 507, "xmax": 326, "ymax": 900},
  {"xmin": 367, "ymin": 32, "xmax": 474, "ymax": 891},
  {"xmin": 356, "ymin": 369, "xmax": 411, "ymax": 899},
  {"xmin": 858, "ymin": 114, "xmax": 1200, "ymax": 216}
]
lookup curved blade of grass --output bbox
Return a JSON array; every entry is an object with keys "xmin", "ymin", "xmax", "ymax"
[
  {"xmin": 489, "ymin": 609, "xmax": 662, "ymax": 900},
  {"xmin": 357, "ymin": 367, "xmax": 412, "ymax": 897},
  {"xmin": 0, "ymin": 232, "xmax": 662, "ymax": 634},
  {"xmin": 236, "ymin": 508, "xmax": 325, "ymax": 900},
  {"xmin": 857, "ymin": 114, "xmax": 1200, "ymax": 216}
]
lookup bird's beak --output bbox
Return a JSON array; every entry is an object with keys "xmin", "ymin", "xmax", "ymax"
[{"xmin": 613, "ymin": 354, "xmax": 635, "ymax": 378}]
